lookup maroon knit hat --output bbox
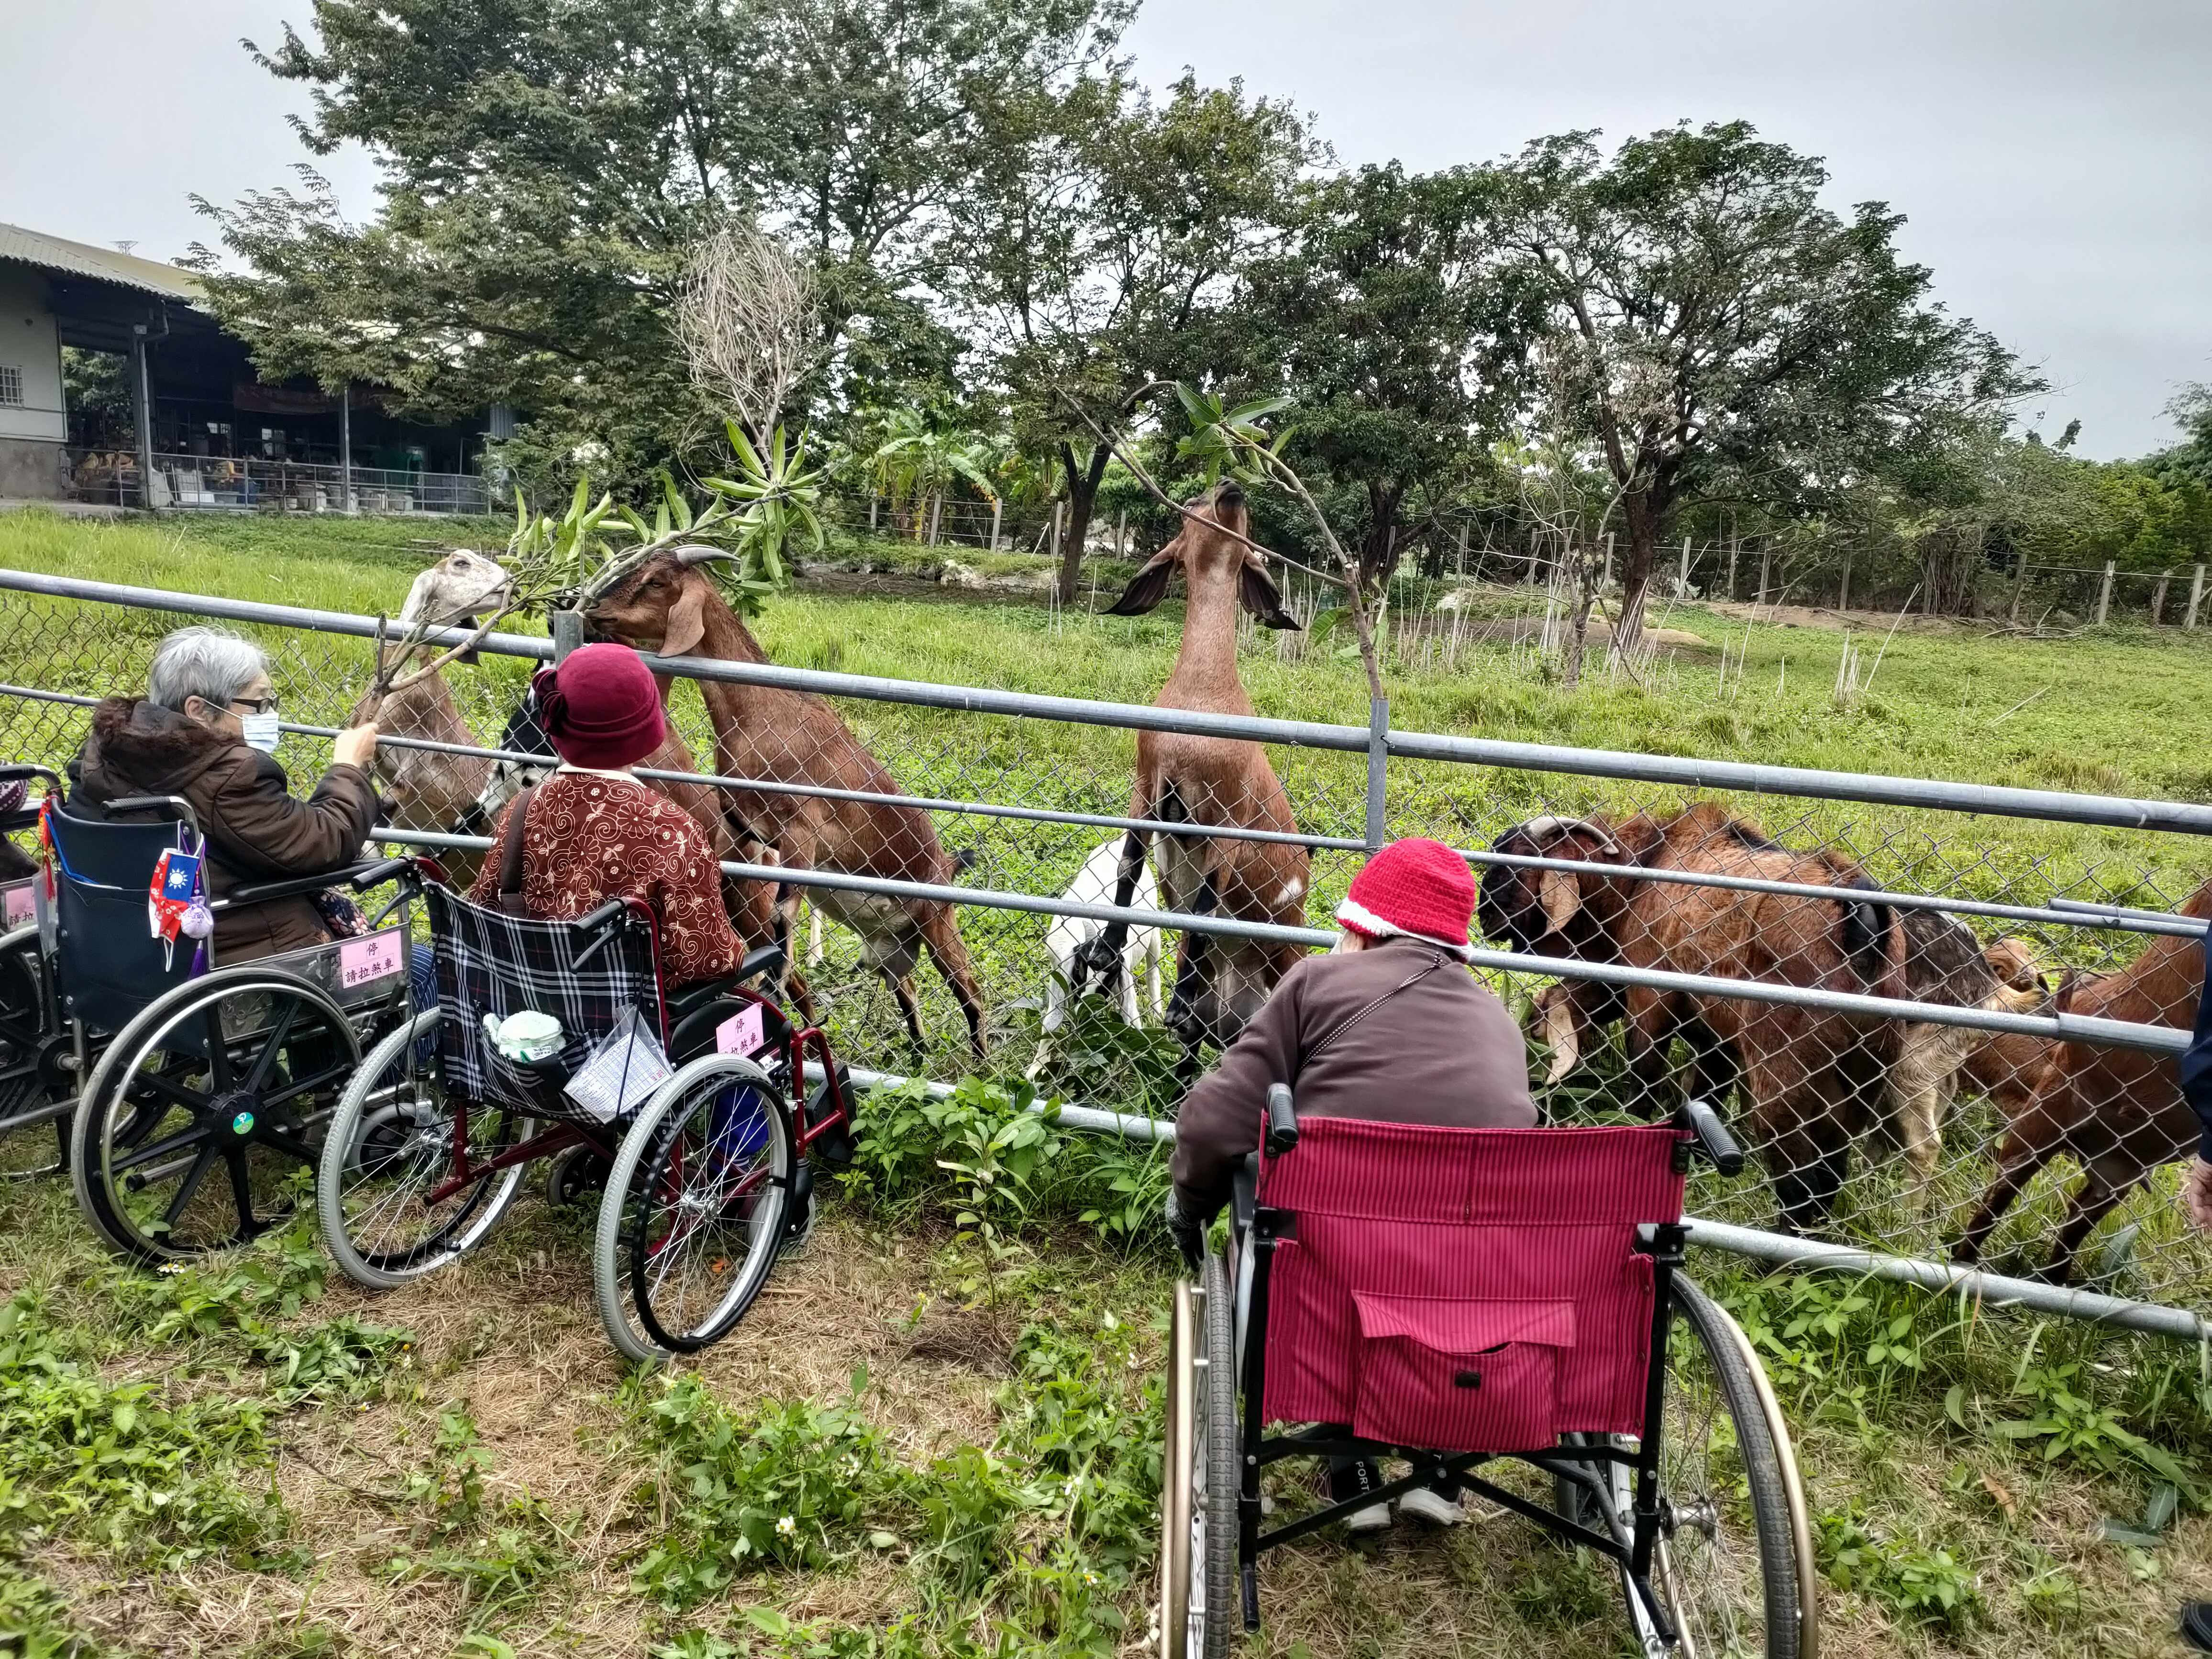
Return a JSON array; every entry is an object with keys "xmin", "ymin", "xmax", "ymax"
[
  {"xmin": 535, "ymin": 643, "xmax": 666, "ymax": 770},
  {"xmin": 1335, "ymin": 837, "xmax": 1477, "ymax": 959}
]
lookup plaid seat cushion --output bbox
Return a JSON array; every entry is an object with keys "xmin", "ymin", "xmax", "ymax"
[{"xmin": 425, "ymin": 883, "xmax": 669, "ymax": 1124}]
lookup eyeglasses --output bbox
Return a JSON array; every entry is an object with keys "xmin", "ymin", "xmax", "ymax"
[{"xmin": 228, "ymin": 695, "xmax": 280, "ymax": 716}]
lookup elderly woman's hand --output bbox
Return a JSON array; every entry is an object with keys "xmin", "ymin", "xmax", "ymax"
[{"xmin": 332, "ymin": 722, "xmax": 379, "ymax": 771}]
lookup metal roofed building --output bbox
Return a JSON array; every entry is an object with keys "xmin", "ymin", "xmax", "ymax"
[{"xmin": 0, "ymin": 223, "xmax": 493, "ymax": 515}]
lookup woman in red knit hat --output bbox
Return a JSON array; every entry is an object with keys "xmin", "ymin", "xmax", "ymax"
[
  {"xmin": 467, "ymin": 643, "xmax": 750, "ymax": 988},
  {"xmin": 1166, "ymin": 835, "xmax": 1538, "ymax": 1532}
]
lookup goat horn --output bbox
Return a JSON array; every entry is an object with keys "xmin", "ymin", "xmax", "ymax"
[
  {"xmin": 674, "ymin": 546, "xmax": 738, "ymax": 567},
  {"xmin": 1516, "ymin": 814, "xmax": 1622, "ymax": 852}
]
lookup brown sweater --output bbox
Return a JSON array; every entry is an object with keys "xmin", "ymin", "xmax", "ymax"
[
  {"xmin": 70, "ymin": 697, "xmax": 380, "ymax": 961},
  {"xmin": 1170, "ymin": 934, "xmax": 1538, "ymax": 1222}
]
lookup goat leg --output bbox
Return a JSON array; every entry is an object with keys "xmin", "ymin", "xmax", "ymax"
[
  {"xmin": 887, "ymin": 973, "xmax": 928, "ymax": 1051},
  {"xmin": 916, "ymin": 900, "xmax": 987, "ymax": 1059},
  {"xmin": 1074, "ymin": 827, "xmax": 1150, "ymax": 996},
  {"xmin": 1166, "ymin": 871, "xmax": 1220, "ymax": 1068}
]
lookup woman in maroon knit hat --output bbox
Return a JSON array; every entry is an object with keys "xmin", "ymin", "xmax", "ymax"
[
  {"xmin": 1166, "ymin": 836, "xmax": 1537, "ymax": 1534},
  {"xmin": 467, "ymin": 643, "xmax": 750, "ymax": 987}
]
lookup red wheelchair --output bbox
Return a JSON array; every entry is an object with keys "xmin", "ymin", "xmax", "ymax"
[
  {"xmin": 1161, "ymin": 1089, "xmax": 1815, "ymax": 1658},
  {"xmin": 314, "ymin": 856, "xmax": 853, "ymax": 1362}
]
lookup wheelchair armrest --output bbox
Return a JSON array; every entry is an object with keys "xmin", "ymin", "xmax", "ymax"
[
  {"xmin": 575, "ymin": 897, "xmax": 630, "ymax": 934},
  {"xmin": 1263, "ymin": 1082, "xmax": 1298, "ymax": 1157},
  {"xmin": 666, "ymin": 945, "xmax": 786, "ymax": 1021},
  {"xmin": 221, "ymin": 871, "xmax": 358, "ymax": 908},
  {"xmin": 1675, "ymin": 1096, "xmax": 1746, "ymax": 1177},
  {"xmin": 349, "ymin": 856, "xmax": 415, "ymax": 891}
]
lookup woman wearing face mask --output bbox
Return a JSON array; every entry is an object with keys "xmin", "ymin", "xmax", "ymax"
[{"xmin": 69, "ymin": 625, "xmax": 383, "ymax": 962}]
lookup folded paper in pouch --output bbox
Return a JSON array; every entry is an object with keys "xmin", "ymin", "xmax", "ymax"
[{"xmin": 563, "ymin": 1006, "xmax": 673, "ymax": 1123}]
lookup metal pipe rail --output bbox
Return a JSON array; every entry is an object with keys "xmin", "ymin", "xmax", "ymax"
[
  {"xmin": 2, "ymin": 678, "xmax": 2198, "ymax": 945},
  {"xmin": 834, "ymin": 1060, "xmax": 2205, "ymax": 1341},
  {"xmin": 7, "ymin": 566, "xmax": 2212, "ymax": 837},
  {"xmin": 371, "ymin": 824, "xmax": 2191, "ymax": 1055}
]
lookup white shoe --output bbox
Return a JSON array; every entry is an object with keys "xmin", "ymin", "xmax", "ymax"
[
  {"xmin": 1397, "ymin": 1485, "xmax": 1465, "ymax": 1527},
  {"xmin": 1345, "ymin": 1500, "xmax": 1392, "ymax": 1533}
]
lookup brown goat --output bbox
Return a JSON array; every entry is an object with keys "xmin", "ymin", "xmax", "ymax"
[
  {"xmin": 1480, "ymin": 805, "xmax": 1905, "ymax": 1232},
  {"xmin": 361, "ymin": 553, "xmax": 774, "ymax": 951},
  {"xmin": 1084, "ymin": 483, "xmax": 1308, "ymax": 1065},
  {"xmin": 1955, "ymin": 878, "xmax": 2212, "ymax": 1282},
  {"xmin": 583, "ymin": 551, "xmax": 985, "ymax": 1056}
]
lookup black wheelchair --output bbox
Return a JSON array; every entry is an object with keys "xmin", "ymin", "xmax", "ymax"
[
  {"xmin": 9, "ymin": 764, "xmax": 417, "ymax": 1261},
  {"xmin": 314, "ymin": 857, "xmax": 854, "ymax": 1362},
  {"xmin": 0, "ymin": 767, "xmax": 72, "ymax": 1173}
]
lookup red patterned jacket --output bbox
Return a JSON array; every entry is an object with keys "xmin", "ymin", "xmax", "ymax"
[{"xmin": 468, "ymin": 769, "xmax": 749, "ymax": 988}]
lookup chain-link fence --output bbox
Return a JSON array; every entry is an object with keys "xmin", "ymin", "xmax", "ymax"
[{"xmin": 1, "ymin": 567, "xmax": 2207, "ymax": 1337}]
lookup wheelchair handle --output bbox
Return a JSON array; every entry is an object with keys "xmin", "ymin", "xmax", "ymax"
[
  {"xmin": 1677, "ymin": 1097, "xmax": 1745, "ymax": 1177},
  {"xmin": 105, "ymin": 794, "xmax": 203, "ymax": 836},
  {"xmin": 0, "ymin": 764, "xmax": 64, "ymax": 798},
  {"xmin": 1264, "ymin": 1082, "xmax": 1299, "ymax": 1156},
  {"xmin": 575, "ymin": 897, "xmax": 630, "ymax": 934},
  {"xmin": 349, "ymin": 856, "xmax": 415, "ymax": 892}
]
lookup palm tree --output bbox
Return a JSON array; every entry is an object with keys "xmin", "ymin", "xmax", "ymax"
[{"xmin": 867, "ymin": 410, "xmax": 1003, "ymax": 545}]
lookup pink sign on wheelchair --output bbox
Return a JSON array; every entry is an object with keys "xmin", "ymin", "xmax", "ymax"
[
  {"xmin": 715, "ymin": 1004, "xmax": 767, "ymax": 1056},
  {"xmin": 339, "ymin": 929, "xmax": 405, "ymax": 988},
  {"xmin": 0, "ymin": 882, "xmax": 33, "ymax": 929}
]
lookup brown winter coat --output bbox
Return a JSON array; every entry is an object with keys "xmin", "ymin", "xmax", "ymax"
[
  {"xmin": 69, "ymin": 697, "xmax": 380, "ymax": 962},
  {"xmin": 1170, "ymin": 935, "xmax": 1538, "ymax": 1223}
]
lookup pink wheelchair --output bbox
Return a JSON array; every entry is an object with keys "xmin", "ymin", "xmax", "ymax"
[{"xmin": 1160, "ymin": 1089, "xmax": 1815, "ymax": 1658}]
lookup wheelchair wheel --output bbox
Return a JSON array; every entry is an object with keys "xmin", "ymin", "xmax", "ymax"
[
  {"xmin": 1161, "ymin": 1250, "xmax": 1239, "ymax": 1659},
  {"xmin": 317, "ymin": 1009, "xmax": 529, "ymax": 1289},
  {"xmin": 1558, "ymin": 1276, "xmax": 1804, "ymax": 1659},
  {"xmin": 0, "ymin": 922, "xmax": 66, "ymax": 1175},
  {"xmin": 71, "ymin": 966, "xmax": 359, "ymax": 1264},
  {"xmin": 593, "ymin": 1053, "xmax": 795, "ymax": 1364}
]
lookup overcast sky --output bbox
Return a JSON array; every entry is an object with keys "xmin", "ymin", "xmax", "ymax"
[{"xmin": 5, "ymin": 0, "xmax": 2206, "ymax": 458}]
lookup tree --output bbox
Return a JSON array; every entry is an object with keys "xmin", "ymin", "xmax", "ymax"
[
  {"xmin": 191, "ymin": 0, "xmax": 1128, "ymax": 488},
  {"xmin": 957, "ymin": 71, "xmax": 1312, "ymax": 602},
  {"xmin": 1484, "ymin": 122, "xmax": 2040, "ymax": 661},
  {"xmin": 1233, "ymin": 164, "xmax": 1503, "ymax": 588},
  {"xmin": 2148, "ymin": 384, "xmax": 2212, "ymax": 490}
]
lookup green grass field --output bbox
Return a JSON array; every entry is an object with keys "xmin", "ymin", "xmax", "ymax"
[{"xmin": 5, "ymin": 506, "xmax": 2212, "ymax": 1658}]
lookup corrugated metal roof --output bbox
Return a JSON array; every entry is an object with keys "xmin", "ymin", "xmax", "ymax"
[{"xmin": 0, "ymin": 224, "xmax": 204, "ymax": 302}]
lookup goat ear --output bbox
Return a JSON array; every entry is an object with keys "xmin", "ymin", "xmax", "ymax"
[
  {"xmin": 1238, "ymin": 558, "xmax": 1300, "ymax": 630},
  {"xmin": 1538, "ymin": 868, "xmax": 1582, "ymax": 933},
  {"xmin": 397, "ymin": 569, "xmax": 436, "ymax": 627},
  {"xmin": 1534, "ymin": 987, "xmax": 1582, "ymax": 1084},
  {"xmin": 1105, "ymin": 551, "xmax": 1176, "ymax": 617},
  {"xmin": 661, "ymin": 583, "xmax": 708, "ymax": 660}
]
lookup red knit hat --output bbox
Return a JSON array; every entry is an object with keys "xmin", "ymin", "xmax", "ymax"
[
  {"xmin": 1335, "ymin": 837, "xmax": 1478, "ymax": 960},
  {"xmin": 536, "ymin": 643, "xmax": 666, "ymax": 770}
]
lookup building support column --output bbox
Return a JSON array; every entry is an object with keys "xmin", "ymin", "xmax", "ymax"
[
  {"xmin": 130, "ymin": 328, "xmax": 154, "ymax": 511},
  {"xmin": 339, "ymin": 384, "xmax": 354, "ymax": 514}
]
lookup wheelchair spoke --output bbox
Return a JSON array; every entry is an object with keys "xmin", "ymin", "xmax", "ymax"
[
  {"xmin": 132, "ymin": 1068, "xmax": 212, "ymax": 1114},
  {"xmin": 225, "ymin": 1150, "xmax": 262, "ymax": 1240},
  {"xmin": 261, "ymin": 1061, "xmax": 353, "ymax": 1109},
  {"xmin": 112, "ymin": 1120, "xmax": 212, "ymax": 1176},
  {"xmin": 164, "ymin": 1143, "xmax": 221, "ymax": 1229},
  {"xmin": 243, "ymin": 997, "xmax": 299, "ymax": 1093}
]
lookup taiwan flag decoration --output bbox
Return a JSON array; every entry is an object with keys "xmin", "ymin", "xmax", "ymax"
[{"xmin": 148, "ymin": 845, "xmax": 204, "ymax": 968}]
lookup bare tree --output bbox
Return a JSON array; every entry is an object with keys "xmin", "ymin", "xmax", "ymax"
[{"xmin": 673, "ymin": 224, "xmax": 822, "ymax": 441}]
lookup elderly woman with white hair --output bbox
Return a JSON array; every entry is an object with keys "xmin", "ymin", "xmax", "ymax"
[{"xmin": 68, "ymin": 625, "xmax": 383, "ymax": 962}]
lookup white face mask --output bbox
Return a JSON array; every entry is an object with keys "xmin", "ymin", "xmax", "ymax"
[{"xmin": 239, "ymin": 711, "xmax": 281, "ymax": 754}]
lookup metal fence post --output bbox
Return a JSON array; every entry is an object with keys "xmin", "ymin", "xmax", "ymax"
[
  {"xmin": 551, "ymin": 609, "xmax": 584, "ymax": 663},
  {"xmin": 2190, "ymin": 564, "xmax": 2207, "ymax": 630},
  {"xmin": 2095, "ymin": 560, "xmax": 2115, "ymax": 626},
  {"xmin": 1365, "ymin": 694, "xmax": 1389, "ymax": 852}
]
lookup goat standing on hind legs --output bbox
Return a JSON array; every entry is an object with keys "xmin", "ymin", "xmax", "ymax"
[
  {"xmin": 1075, "ymin": 483, "xmax": 1309, "ymax": 1081},
  {"xmin": 583, "ymin": 548, "xmax": 986, "ymax": 1058}
]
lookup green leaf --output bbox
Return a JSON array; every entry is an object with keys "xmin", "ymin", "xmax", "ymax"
[{"xmin": 1943, "ymin": 1384, "xmax": 1966, "ymax": 1429}]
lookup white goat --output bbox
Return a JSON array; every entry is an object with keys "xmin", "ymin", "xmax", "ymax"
[{"xmin": 1043, "ymin": 840, "xmax": 1165, "ymax": 1034}]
